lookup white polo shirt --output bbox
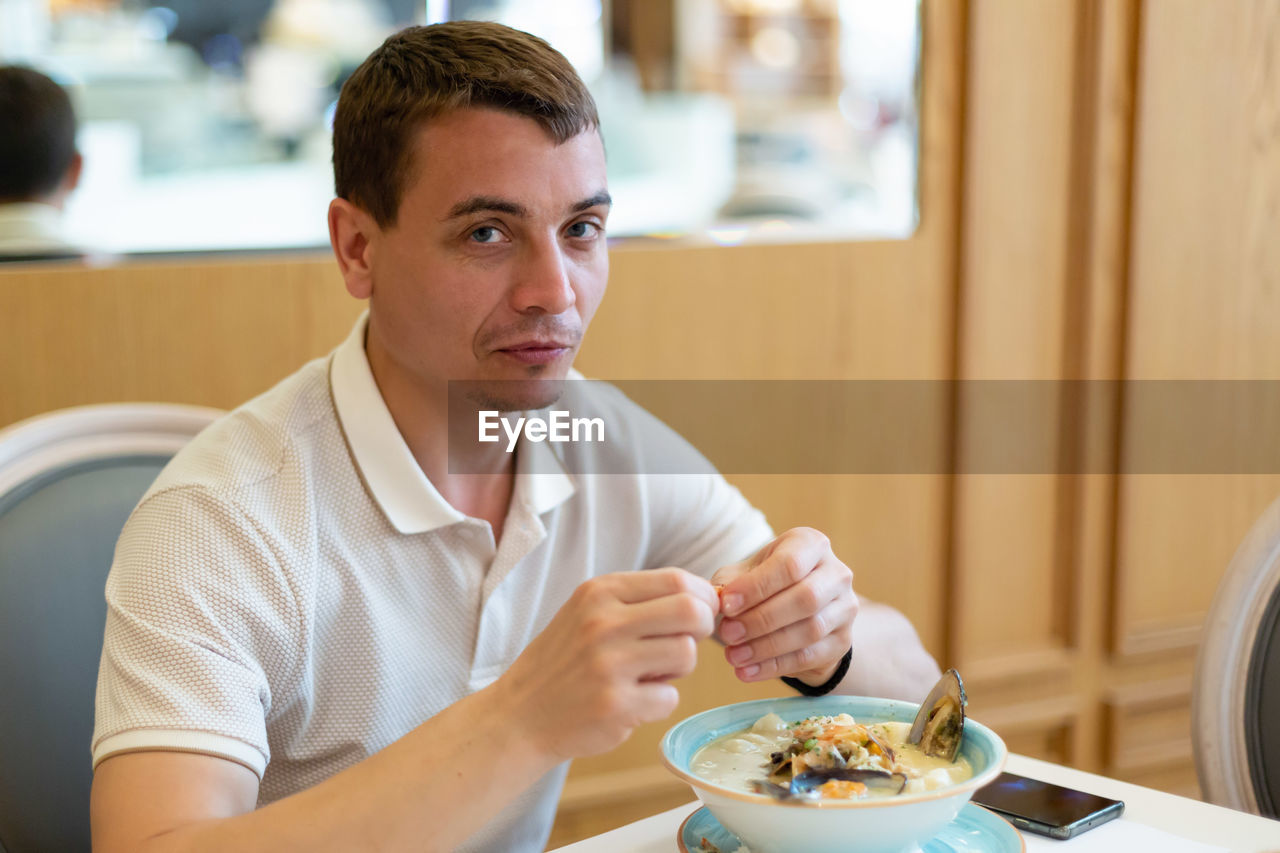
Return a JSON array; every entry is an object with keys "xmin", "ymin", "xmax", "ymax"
[{"xmin": 92, "ymin": 312, "xmax": 772, "ymax": 851}]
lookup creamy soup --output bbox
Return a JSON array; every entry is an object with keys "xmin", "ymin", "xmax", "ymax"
[{"xmin": 691, "ymin": 713, "xmax": 973, "ymax": 800}]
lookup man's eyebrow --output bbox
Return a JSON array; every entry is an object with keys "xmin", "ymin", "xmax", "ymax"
[
  {"xmin": 444, "ymin": 191, "xmax": 612, "ymax": 221},
  {"xmin": 572, "ymin": 191, "xmax": 613, "ymax": 213},
  {"xmin": 445, "ymin": 196, "xmax": 529, "ymax": 220}
]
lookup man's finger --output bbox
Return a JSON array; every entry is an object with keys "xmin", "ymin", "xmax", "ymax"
[
  {"xmin": 709, "ymin": 559, "xmax": 750, "ymax": 589},
  {"xmin": 718, "ymin": 530, "xmax": 828, "ymax": 617},
  {"xmin": 631, "ymin": 682, "xmax": 681, "ymax": 724},
  {"xmin": 722, "ymin": 597, "xmax": 852, "ymax": 669},
  {"xmin": 733, "ymin": 633, "xmax": 850, "ymax": 683},
  {"xmin": 631, "ymin": 634, "xmax": 701, "ymax": 682},
  {"xmin": 719, "ymin": 560, "xmax": 850, "ymax": 644},
  {"xmin": 607, "ymin": 567, "xmax": 717, "ymax": 609},
  {"xmin": 624, "ymin": 592, "xmax": 716, "ymax": 640}
]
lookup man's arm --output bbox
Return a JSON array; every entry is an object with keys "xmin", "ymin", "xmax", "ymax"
[
  {"xmin": 92, "ymin": 568, "xmax": 718, "ymax": 853},
  {"xmin": 835, "ymin": 599, "xmax": 941, "ymax": 701},
  {"xmin": 91, "ymin": 683, "xmax": 556, "ymax": 853}
]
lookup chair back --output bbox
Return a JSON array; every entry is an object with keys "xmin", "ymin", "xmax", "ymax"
[
  {"xmin": 1193, "ymin": 494, "xmax": 1280, "ymax": 818},
  {"xmin": 0, "ymin": 404, "xmax": 220, "ymax": 853}
]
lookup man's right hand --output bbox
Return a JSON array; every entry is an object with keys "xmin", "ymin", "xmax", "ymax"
[{"xmin": 494, "ymin": 568, "xmax": 718, "ymax": 761}]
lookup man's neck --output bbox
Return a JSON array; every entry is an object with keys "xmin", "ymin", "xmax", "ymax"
[{"xmin": 365, "ymin": 335, "xmax": 516, "ymax": 540}]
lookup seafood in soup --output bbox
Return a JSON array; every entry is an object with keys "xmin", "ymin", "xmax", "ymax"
[{"xmin": 691, "ymin": 713, "xmax": 973, "ymax": 801}]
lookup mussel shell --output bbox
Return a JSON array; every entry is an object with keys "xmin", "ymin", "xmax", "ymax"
[
  {"xmin": 791, "ymin": 767, "xmax": 908, "ymax": 797},
  {"xmin": 750, "ymin": 778, "xmax": 799, "ymax": 799},
  {"xmin": 908, "ymin": 668, "xmax": 967, "ymax": 762},
  {"xmin": 864, "ymin": 727, "xmax": 896, "ymax": 764},
  {"xmin": 752, "ymin": 767, "xmax": 907, "ymax": 800}
]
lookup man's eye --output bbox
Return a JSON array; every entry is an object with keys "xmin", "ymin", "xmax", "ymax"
[
  {"xmin": 470, "ymin": 226, "xmax": 502, "ymax": 243},
  {"xmin": 567, "ymin": 221, "xmax": 601, "ymax": 239}
]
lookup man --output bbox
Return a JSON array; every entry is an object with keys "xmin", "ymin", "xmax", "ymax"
[
  {"xmin": 90, "ymin": 21, "xmax": 939, "ymax": 852},
  {"xmin": 0, "ymin": 65, "xmax": 83, "ymax": 258}
]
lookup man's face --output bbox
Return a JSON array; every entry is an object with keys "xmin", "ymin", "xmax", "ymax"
[{"xmin": 365, "ymin": 107, "xmax": 610, "ymax": 411}]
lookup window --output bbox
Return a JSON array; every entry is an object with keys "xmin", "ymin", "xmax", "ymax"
[{"xmin": 0, "ymin": 0, "xmax": 918, "ymax": 254}]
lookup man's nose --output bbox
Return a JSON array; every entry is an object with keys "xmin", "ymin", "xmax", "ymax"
[{"xmin": 510, "ymin": 236, "xmax": 576, "ymax": 315}]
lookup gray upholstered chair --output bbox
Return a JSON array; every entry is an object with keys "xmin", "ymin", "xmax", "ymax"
[
  {"xmin": 1193, "ymin": 495, "xmax": 1280, "ymax": 818},
  {"xmin": 0, "ymin": 404, "xmax": 220, "ymax": 853}
]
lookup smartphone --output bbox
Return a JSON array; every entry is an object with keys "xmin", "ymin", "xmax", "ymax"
[{"xmin": 972, "ymin": 772, "xmax": 1125, "ymax": 839}]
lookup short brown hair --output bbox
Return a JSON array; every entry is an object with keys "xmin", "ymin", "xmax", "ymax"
[
  {"xmin": 0, "ymin": 65, "xmax": 77, "ymax": 201},
  {"xmin": 333, "ymin": 21, "xmax": 599, "ymax": 227}
]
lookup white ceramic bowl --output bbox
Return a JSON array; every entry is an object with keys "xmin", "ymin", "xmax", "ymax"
[{"xmin": 661, "ymin": 695, "xmax": 1007, "ymax": 853}]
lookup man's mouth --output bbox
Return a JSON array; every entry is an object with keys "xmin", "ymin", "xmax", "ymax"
[{"xmin": 496, "ymin": 341, "xmax": 574, "ymax": 365}]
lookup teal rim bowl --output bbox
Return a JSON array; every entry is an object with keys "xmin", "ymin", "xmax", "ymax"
[{"xmin": 661, "ymin": 694, "xmax": 1007, "ymax": 809}]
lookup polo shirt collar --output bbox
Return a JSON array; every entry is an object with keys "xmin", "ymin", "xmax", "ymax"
[
  {"xmin": 515, "ymin": 419, "xmax": 578, "ymax": 516},
  {"xmin": 329, "ymin": 311, "xmax": 575, "ymax": 534},
  {"xmin": 0, "ymin": 202, "xmax": 72, "ymax": 253}
]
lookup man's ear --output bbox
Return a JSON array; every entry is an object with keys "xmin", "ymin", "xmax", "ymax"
[
  {"xmin": 328, "ymin": 198, "xmax": 379, "ymax": 300},
  {"xmin": 47, "ymin": 152, "xmax": 83, "ymax": 210},
  {"xmin": 64, "ymin": 152, "xmax": 83, "ymax": 194}
]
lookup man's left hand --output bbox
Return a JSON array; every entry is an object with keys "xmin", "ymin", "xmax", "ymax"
[{"xmin": 712, "ymin": 527, "xmax": 857, "ymax": 686}]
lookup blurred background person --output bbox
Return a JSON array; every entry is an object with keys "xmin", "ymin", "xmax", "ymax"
[{"xmin": 0, "ymin": 64, "xmax": 83, "ymax": 258}]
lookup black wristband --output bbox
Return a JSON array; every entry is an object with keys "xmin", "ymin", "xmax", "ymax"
[{"xmin": 781, "ymin": 646, "xmax": 852, "ymax": 697}]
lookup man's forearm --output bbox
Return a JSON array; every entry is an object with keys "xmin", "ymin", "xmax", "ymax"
[
  {"xmin": 836, "ymin": 600, "xmax": 941, "ymax": 702},
  {"xmin": 101, "ymin": 683, "xmax": 558, "ymax": 853}
]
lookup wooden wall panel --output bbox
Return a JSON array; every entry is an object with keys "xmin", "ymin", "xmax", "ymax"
[
  {"xmin": 1104, "ymin": 677, "xmax": 1194, "ymax": 776},
  {"xmin": 0, "ymin": 254, "xmax": 358, "ymax": 426},
  {"xmin": 1122, "ymin": 1, "xmax": 1280, "ymax": 383},
  {"xmin": 1113, "ymin": 0, "xmax": 1280, "ymax": 671},
  {"xmin": 1103, "ymin": 676, "xmax": 1200, "ymax": 799},
  {"xmin": 950, "ymin": 0, "xmax": 1083, "ymax": 683},
  {"xmin": 966, "ymin": 696, "xmax": 1080, "ymax": 766},
  {"xmin": 946, "ymin": 0, "xmax": 1264, "ymax": 802}
]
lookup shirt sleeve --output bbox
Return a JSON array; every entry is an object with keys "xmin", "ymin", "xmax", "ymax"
[
  {"xmin": 92, "ymin": 485, "xmax": 301, "ymax": 778},
  {"xmin": 643, "ymin": 471, "xmax": 774, "ymax": 579},
  {"xmin": 566, "ymin": 378, "xmax": 775, "ymax": 578}
]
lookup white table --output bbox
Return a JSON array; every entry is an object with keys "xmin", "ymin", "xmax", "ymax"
[{"xmin": 552, "ymin": 754, "xmax": 1280, "ymax": 852}]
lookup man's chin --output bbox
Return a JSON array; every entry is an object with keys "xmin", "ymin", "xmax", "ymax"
[{"xmin": 456, "ymin": 376, "xmax": 567, "ymax": 413}]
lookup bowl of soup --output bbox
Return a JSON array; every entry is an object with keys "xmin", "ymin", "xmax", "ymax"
[{"xmin": 660, "ymin": 695, "xmax": 1007, "ymax": 853}]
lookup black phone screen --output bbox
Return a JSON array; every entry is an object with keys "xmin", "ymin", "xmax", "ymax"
[{"xmin": 973, "ymin": 772, "xmax": 1125, "ymax": 839}]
